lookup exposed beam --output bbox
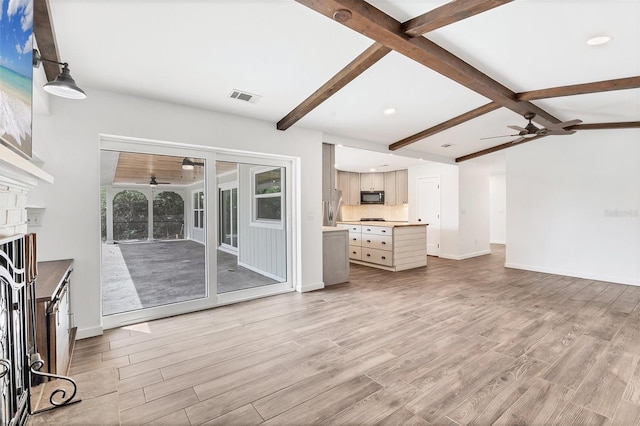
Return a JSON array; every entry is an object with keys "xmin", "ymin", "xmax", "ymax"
[
  {"xmin": 455, "ymin": 121, "xmax": 640, "ymax": 162},
  {"xmin": 295, "ymin": 0, "xmax": 560, "ymax": 128},
  {"xmin": 568, "ymin": 121, "xmax": 640, "ymax": 131},
  {"xmin": 403, "ymin": 0, "xmax": 513, "ymax": 36},
  {"xmin": 518, "ymin": 76, "xmax": 640, "ymax": 101},
  {"xmin": 389, "ymin": 76, "xmax": 640, "ymax": 150},
  {"xmin": 389, "ymin": 102, "xmax": 499, "ymax": 150},
  {"xmin": 277, "ymin": 43, "xmax": 391, "ymax": 131},
  {"xmin": 33, "ymin": 0, "xmax": 60, "ymax": 82},
  {"xmin": 279, "ymin": 0, "xmax": 512, "ymax": 131}
]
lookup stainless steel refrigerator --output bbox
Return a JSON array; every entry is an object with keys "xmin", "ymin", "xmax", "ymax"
[{"xmin": 323, "ymin": 188, "xmax": 343, "ymax": 227}]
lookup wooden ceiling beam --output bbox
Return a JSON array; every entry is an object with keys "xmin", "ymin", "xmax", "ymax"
[
  {"xmin": 455, "ymin": 121, "xmax": 640, "ymax": 162},
  {"xmin": 390, "ymin": 75, "xmax": 640, "ymax": 151},
  {"xmin": 389, "ymin": 101, "xmax": 499, "ymax": 150},
  {"xmin": 279, "ymin": 0, "xmax": 515, "ymax": 131},
  {"xmin": 277, "ymin": 43, "xmax": 391, "ymax": 131},
  {"xmin": 296, "ymin": 0, "xmax": 560, "ymax": 129},
  {"xmin": 518, "ymin": 76, "xmax": 640, "ymax": 101},
  {"xmin": 403, "ymin": 0, "xmax": 513, "ymax": 36},
  {"xmin": 33, "ymin": 0, "xmax": 61, "ymax": 82}
]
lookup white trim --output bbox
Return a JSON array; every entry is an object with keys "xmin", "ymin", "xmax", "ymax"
[
  {"xmin": 490, "ymin": 240, "xmax": 506, "ymax": 245},
  {"xmin": 300, "ymin": 282, "xmax": 325, "ymax": 293},
  {"xmin": 75, "ymin": 325, "xmax": 104, "ymax": 340},
  {"xmin": 217, "ymin": 245, "xmax": 237, "ymax": 255},
  {"xmin": 250, "ymin": 166, "xmax": 284, "ymax": 229},
  {"xmin": 439, "ymin": 250, "xmax": 491, "ymax": 260},
  {"xmin": 238, "ymin": 260, "xmax": 285, "ymax": 282},
  {"xmin": 504, "ymin": 262, "xmax": 640, "ymax": 287}
]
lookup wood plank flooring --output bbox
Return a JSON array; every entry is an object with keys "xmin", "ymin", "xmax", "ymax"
[{"xmin": 70, "ymin": 245, "xmax": 640, "ymax": 425}]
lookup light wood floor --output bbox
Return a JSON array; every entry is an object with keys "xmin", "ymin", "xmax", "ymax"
[{"xmin": 71, "ymin": 245, "xmax": 640, "ymax": 425}]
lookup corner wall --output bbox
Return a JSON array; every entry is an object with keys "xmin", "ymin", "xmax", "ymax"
[{"xmin": 506, "ymin": 130, "xmax": 640, "ymax": 285}]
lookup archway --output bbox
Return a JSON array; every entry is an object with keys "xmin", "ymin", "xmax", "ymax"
[
  {"xmin": 112, "ymin": 190, "xmax": 148, "ymax": 241},
  {"xmin": 153, "ymin": 191, "xmax": 185, "ymax": 240}
]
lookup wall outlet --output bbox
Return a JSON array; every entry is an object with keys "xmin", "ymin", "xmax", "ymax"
[{"xmin": 27, "ymin": 212, "xmax": 43, "ymax": 227}]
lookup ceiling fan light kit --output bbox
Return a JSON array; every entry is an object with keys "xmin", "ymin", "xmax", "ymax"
[{"xmin": 181, "ymin": 158, "xmax": 205, "ymax": 170}]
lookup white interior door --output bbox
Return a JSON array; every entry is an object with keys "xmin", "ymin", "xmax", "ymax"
[{"xmin": 417, "ymin": 177, "xmax": 441, "ymax": 256}]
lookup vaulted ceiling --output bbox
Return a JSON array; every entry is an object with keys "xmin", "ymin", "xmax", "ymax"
[{"xmin": 36, "ymin": 0, "xmax": 640, "ymax": 164}]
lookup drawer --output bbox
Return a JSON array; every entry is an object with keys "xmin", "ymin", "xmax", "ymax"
[
  {"xmin": 361, "ymin": 247, "xmax": 393, "ymax": 266},
  {"xmin": 361, "ymin": 234, "xmax": 392, "ymax": 250},
  {"xmin": 338, "ymin": 224, "xmax": 362, "ymax": 233},
  {"xmin": 361, "ymin": 225, "xmax": 393, "ymax": 236},
  {"xmin": 349, "ymin": 245, "xmax": 362, "ymax": 260},
  {"xmin": 348, "ymin": 233, "xmax": 362, "ymax": 246}
]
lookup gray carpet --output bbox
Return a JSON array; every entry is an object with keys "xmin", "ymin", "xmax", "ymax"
[{"xmin": 102, "ymin": 240, "xmax": 279, "ymax": 316}]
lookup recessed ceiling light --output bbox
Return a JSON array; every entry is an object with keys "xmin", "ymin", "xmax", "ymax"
[
  {"xmin": 586, "ymin": 35, "xmax": 611, "ymax": 46},
  {"xmin": 383, "ymin": 108, "xmax": 396, "ymax": 115},
  {"xmin": 369, "ymin": 168, "xmax": 376, "ymax": 172}
]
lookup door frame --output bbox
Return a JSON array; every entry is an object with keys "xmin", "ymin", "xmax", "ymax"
[
  {"xmin": 218, "ymin": 181, "xmax": 238, "ymax": 254},
  {"xmin": 100, "ymin": 135, "xmax": 299, "ymax": 329}
]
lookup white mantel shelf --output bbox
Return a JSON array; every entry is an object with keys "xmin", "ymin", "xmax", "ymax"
[{"xmin": 0, "ymin": 144, "xmax": 53, "ymax": 188}]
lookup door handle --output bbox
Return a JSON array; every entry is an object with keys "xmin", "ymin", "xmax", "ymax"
[{"xmin": 0, "ymin": 358, "xmax": 10, "ymax": 379}]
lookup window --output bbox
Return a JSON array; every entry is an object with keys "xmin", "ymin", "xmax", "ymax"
[
  {"xmin": 193, "ymin": 191, "xmax": 204, "ymax": 229},
  {"xmin": 252, "ymin": 167, "xmax": 283, "ymax": 226}
]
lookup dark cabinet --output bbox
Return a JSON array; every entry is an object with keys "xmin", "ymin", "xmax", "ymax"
[{"xmin": 35, "ymin": 259, "xmax": 75, "ymax": 376}]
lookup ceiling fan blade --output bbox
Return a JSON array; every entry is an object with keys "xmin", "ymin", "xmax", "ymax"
[
  {"xmin": 510, "ymin": 137, "xmax": 526, "ymax": 144},
  {"xmin": 480, "ymin": 134, "xmax": 519, "ymax": 140},
  {"xmin": 545, "ymin": 119, "xmax": 583, "ymax": 131},
  {"xmin": 544, "ymin": 129, "xmax": 577, "ymax": 136},
  {"xmin": 508, "ymin": 125, "xmax": 527, "ymax": 132}
]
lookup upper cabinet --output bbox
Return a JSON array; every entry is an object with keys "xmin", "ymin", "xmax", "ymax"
[
  {"xmin": 395, "ymin": 169, "xmax": 408, "ymax": 204},
  {"xmin": 338, "ymin": 170, "xmax": 407, "ymax": 206},
  {"xmin": 337, "ymin": 171, "xmax": 361, "ymax": 205},
  {"xmin": 360, "ymin": 173, "xmax": 384, "ymax": 192},
  {"xmin": 384, "ymin": 171, "xmax": 396, "ymax": 205}
]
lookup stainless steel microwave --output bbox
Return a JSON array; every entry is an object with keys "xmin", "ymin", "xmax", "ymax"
[{"xmin": 361, "ymin": 191, "xmax": 384, "ymax": 204}]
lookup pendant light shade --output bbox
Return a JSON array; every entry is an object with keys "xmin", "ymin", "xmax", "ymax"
[
  {"xmin": 33, "ymin": 49, "xmax": 86, "ymax": 100},
  {"xmin": 43, "ymin": 64, "xmax": 86, "ymax": 99}
]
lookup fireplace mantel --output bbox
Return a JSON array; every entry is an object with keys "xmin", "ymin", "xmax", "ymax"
[{"xmin": 0, "ymin": 144, "xmax": 53, "ymax": 189}]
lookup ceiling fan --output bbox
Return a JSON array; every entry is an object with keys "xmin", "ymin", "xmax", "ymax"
[
  {"xmin": 143, "ymin": 176, "xmax": 171, "ymax": 187},
  {"xmin": 482, "ymin": 112, "xmax": 583, "ymax": 143}
]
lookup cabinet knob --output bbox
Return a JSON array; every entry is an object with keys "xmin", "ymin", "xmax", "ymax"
[
  {"xmin": 366, "ymin": 228, "xmax": 371, "ymax": 231},
  {"xmin": 381, "ymin": 241, "xmax": 386, "ymax": 245},
  {"xmin": 382, "ymin": 230, "xmax": 386, "ymax": 233},
  {"xmin": 366, "ymin": 240, "xmax": 371, "ymax": 243},
  {"xmin": 352, "ymin": 238, "xmax": 356, "ymax": 241},
  {"xmin": 382, "ymin": 256, "xmax": 386, "ymax": 260},
  {"xmin": 366, "ymin": 254, "xmax": 371, "ymax": 257},
  {"xmin": 352, "ymin": 251, "xmax": 356, "ymax": 254}
]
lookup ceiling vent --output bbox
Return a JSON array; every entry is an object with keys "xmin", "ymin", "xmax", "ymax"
[
  {"xmin": 229, "ymin": 89, "xmax": 261, "ymax": 104},
  {"xmin": 441, "ymin": 143, "xmax": 454, "ymax": 148}
]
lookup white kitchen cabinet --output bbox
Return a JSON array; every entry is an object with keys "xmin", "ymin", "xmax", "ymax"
[{"xmin": 360, "ymin": 173, "xmax": 384, "ymax": 191}]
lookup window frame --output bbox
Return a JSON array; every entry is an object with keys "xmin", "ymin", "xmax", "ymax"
[
  {"xmin": 251, "ymin": 166, "xmax": 284, "ymax": 229},
  {"xmin": 193, "ymin": 190, "xmax": 205, "ymax": 230}
]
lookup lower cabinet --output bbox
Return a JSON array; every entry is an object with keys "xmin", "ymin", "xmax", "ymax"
[
  {"xmin": 323, "ymin": 228, "xmax": 350, "ymax": 285},
  {"xmin": 339, "ymin": 223, "xmax": 427, "ymax": 271},
  {"xmin": 36, "ymin": 259, "xmax": 75, "ymax": 376}
]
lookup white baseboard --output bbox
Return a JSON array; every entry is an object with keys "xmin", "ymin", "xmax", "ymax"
[
  {"xmin": 75, "ymin": 325, "xmax": 103, "ymax": 340},
  {"xmin": 440, "ymin": 250, "xmax": 492, "ymax": 261},
  {"xmin": 237, "ymin": 261, "xmax": 285, "ymax": 282},
  {"xmin": 490, "ymin": 240, "xmax": 506, "ymax": 245},
  {"xmin": 299, "ymin": 282, "xmax": 325, "ymax": 293},
  {"xmin": 504, "ymin": 262, "xmax": 640, "ymax": 286}
]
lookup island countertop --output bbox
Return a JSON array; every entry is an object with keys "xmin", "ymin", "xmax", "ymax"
[{"xmin": 337, "ymin": 221, "xmax": 428, "ymax": 227}]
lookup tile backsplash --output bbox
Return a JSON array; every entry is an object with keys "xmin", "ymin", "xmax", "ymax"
[{"xmin": 341, "ymin": 204, "xmax": 409, "ymax": 222}]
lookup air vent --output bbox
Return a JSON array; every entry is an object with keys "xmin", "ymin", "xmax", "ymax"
[
  {"xmin": 229, "ymin": 89, "xmax": 261, "ymax": 104},
  {"xmin": 441, "ymin": 143, "xmax": 454, "ymax": 148}
]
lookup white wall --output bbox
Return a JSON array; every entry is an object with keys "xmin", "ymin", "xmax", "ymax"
[
  {"xmin": 408, "ymin": 161, "xmax": 460, "ymax": 258},
  {"xmin": 28, "ymin": 89, "xmax": 325, "ymax": 338},
  {"xmin": 458, "ymin": 162, "xmax": 491, "ymax": 258},
  {"xmin": 506, "ymin": 130, "xmax": 640, "ymax": 285},
  {"xmin": 489, "ymin": 174, "xmax": 506, "ymax": 244}
]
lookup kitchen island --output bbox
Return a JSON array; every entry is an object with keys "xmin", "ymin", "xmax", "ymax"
[{"xmin": 337, "ymin": 221, "xmax": 428, "ymax": 271}]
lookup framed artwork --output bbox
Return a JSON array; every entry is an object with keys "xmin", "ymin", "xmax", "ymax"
[{"xmin": 0, "ymin": 0, "xmax": 33, "ymax": 158}]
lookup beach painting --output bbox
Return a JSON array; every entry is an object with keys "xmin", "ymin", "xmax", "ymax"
[{"xmin": 0, "ymin": 0, "xmax": 33, "ymax": 158}]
